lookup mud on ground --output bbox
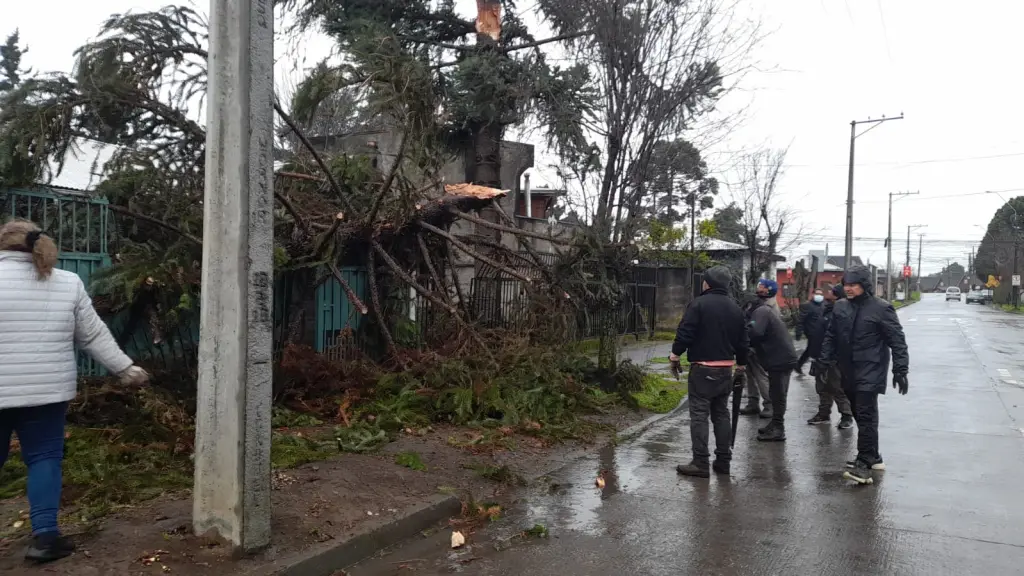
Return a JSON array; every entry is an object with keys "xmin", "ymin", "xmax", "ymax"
[{"xmin": 0, "ymin": 408, "xmax": 649, "ymax": 575}]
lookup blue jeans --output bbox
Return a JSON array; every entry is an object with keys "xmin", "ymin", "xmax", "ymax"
[{"xmin": 0, "ymin": 402, "xmax": 68, "ymax": 535}]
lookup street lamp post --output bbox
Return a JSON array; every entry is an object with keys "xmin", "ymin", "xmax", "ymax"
[{"xmin": 845, "ymin": 114, "xmax": 904, "ymax": 271}]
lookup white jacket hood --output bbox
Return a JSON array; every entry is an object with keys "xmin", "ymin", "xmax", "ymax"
[{"xmin": 0, "ymin": 252, "xmax": 132, "ymax": 409}]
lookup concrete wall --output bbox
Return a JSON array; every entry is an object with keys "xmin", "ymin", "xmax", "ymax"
[{"xmin": 655, "ymin": 267, "xmax": 694, "ymax": 330}]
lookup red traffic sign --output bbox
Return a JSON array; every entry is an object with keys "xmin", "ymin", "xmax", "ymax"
[{"xmin": 903, "ymin": 266, "xmax": 912, "ymax": 278}]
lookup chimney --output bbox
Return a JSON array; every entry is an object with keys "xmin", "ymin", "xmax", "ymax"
[{"xmin": 524, "ymin": 172, "xmax": 532, "ymax": 218}]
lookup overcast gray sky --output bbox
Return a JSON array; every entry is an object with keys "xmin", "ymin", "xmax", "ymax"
[{"xmin": 8, "ymin": 0, "xmax": 1023, "ymax": 275}]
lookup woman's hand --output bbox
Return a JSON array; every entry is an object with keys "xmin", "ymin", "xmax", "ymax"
[{"xmin": 118, "ymin": 365, "xmax": 150, "ymax": 386}]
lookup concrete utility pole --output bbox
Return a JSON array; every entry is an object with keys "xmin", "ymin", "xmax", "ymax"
[
  {"xmin": 885, "ymin": 191, "xmax": 917, "ymax": 301},
  {"xmin": 917, "ymin": 234, "xmax": 924, "ymax": 292},
  {"xmin": 845, "ymin": 114, "xmax": 904, "ymax": 271},
  {"xmin": 194, "ymin": 0, "xmax": 274, "ymax": 552},
  {"xmin": 906, "ymin": 224, "xmax": 926, "ymax": 300}
]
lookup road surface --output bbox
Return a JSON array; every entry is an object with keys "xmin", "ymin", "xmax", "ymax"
[{"xmin": 349, "ymin": 294, "xmax": 1024, "ymax": 575}]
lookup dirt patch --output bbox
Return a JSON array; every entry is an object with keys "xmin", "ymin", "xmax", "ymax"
[{"xmin": 0, "ymin": 407, "xmax": 651, "ymax": 574}]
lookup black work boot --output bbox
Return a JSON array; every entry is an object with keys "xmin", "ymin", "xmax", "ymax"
[
  {"xmin": 757, "ymin": 422, "xmax": 786, "ymax": 442},
  {"xmin": 759, "ymin": 406, "xmax": 773, "ymax": 419},
  {"xmin": 807, "ymin": 413, "xmax": 830, "ymax": 425},
  {"xmin": 739, "ymin": 404, "xmax": 760, "ymax": 416},
  {"xmin": 712, "ymin": 460, "xmax": 730, "ymax": 475},
  {"xmin": 676, "ymin": 460, "xmax": 710, "ymax": 478},
  {"xmin": 837, "ymin": 414, "xmax": 854, "ymax": 430},
  {"xmin": 25, "ymin": 532, "xmax": 75, "ymax": 564},
  {"xmin": 843, "ymin": 461, "xmax": 874, "ymax": 485}
]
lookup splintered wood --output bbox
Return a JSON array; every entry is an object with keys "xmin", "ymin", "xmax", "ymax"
[
  {"xmin": 475, "ymin": 1, "xmax": 502, "ymax": 41},
  {"xmin": 444, "ymin": 183, "xmax": 509, "ymax": 200}
]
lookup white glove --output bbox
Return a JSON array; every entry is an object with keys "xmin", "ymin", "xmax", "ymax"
[{"xmin": 118, "ymin": 365, "xmax": 150, "ymax": 386}]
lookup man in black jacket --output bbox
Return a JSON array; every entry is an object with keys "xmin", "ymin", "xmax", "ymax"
[
  {"xmin": 820, "ymin": 266, "xmax": 910, "ymax": 485},
  {"xmin": 807, "ymin": 285, "xmax": 853, "ymax": 428},
  {"xmin": 747, "ymin": 292, "xmax": 798, "ymax": 442},
  {"xmin": 671, "ymin": 265, "xmax": 749, "ymax": 478},
  {"xmin": 794, "ymin": 289, "xmax": 825, "ymax": 375}
]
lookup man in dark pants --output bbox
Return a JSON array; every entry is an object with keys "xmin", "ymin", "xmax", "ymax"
[
  {"xmin": 820, "ymin": 266, "xmax": 910, "ymax": 485},
  {"xmin": 671, "ymin": 265, "xmax": 749, "ymax": 478},
  {"xmin": 747, "ymin": 291, "xmax": 798, "ymax": 442},
  {"xmin": 807, "ymin": 284, "xmax": 854, "ymax": 428},
  {"xmin": 794, "ymin": 289, "xmax": 825, "ymax": 375}
]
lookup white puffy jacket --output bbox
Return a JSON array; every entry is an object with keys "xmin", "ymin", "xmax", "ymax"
[{"xmin": 0, "ymin": 252, "xmax": 132, "ymax": 409}]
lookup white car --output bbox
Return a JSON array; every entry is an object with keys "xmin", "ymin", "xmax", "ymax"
[{"xmin": 945, "ymin": 287, "xmax": 961, "ymax": 302}]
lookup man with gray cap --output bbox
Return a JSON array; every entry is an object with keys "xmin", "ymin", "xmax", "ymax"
[
  {"xmin": 821, "ymin": 265, "xmax": 909, "ymax": 485},
  {"xmin": 671, "ymin": 265, "xmax": 749, "ymax": 478}
]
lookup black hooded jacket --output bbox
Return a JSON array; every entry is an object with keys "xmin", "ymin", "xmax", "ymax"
[
  {"xmin": 796, "ymin": 299, "xmax": 824, "ymax": 344},
  {"xmin": 820, "ymin": 266, "xmax": 910, "ymax": 394},
  {"xmin": 805, "ymin": 300, "xmax": 833, "ymax": 359},
  {"xmin": 672, "ymin": 266, "xmax": 749, "ymax": 365}
]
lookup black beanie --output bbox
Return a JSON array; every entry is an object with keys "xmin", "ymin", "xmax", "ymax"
[
  {"xmin": 704, "ymin": 265, "xmax": 732, "ymax": 291},
  {"xmin": 832, "ymin": 284, "xmax": 845, "ymax": 299}
]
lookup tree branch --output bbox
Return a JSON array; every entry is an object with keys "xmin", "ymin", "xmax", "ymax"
[
  {"xmin": 417, "ymin": 221, "xmax": 534, "ymax": 284},
  {"xmin": 416, "ymin": 233, "xmax": 452, "ymax": 306},
  {"xmin": 274, "ymin": 101, "xmax": 359, "ymax": 217},
  {"xmin": 450, "ymin": 208, "xmax": 572, "ymax": 244},
  {"xmin": 107, "ymin": 204, "xmax": 201, "ymax": 246},
  {"xmin": 503, "ymin": 30, "xmax": 593, "ymax": 53}
]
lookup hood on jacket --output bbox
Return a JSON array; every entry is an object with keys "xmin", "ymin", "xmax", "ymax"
[
  {"xmin": 843, "ymin": 265, "xmax": 874, "ymax": 296},
  {"xmin": 704, "ymin": 265, "xmax": 732, "ymax": 291},
  {"xmin": 832, "ymin": 284, "xmax": 846, "ymax": 300}
]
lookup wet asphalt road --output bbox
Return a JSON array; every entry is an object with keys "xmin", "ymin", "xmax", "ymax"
[{"xmin": 349, "ymin": 294, "xmax": 1024, "ymax": 576}]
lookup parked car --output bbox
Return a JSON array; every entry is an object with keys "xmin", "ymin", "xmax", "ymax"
[
  {"xmin": 945, "ymin": 287, "xmax": 962, "ymax": 302},
  {"xmin": 966, "ymin": 290, "xmax": 985, "ymax": 304}
]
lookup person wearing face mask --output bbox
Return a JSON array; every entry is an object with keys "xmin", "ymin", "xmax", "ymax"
[
  {"xmin": 820, "ymin": 266, "xmax": 909, "ymax": 485},
  {"xmin": 806, "ymin": 285, "xmax": 853, "ymax": 428},
  {"xmin": 739, "ymin": 279, "xmax": 782, "ymax": 419},
  {"xmin": 745, "ymin": 279, "xmax": 798, "ymax": 442},
  {"xmin": 794, "ymin": 289, "xmax": 826, "ymax": 375}
]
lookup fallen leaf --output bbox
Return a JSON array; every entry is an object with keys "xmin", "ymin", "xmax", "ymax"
[
  {"xmin": 451, "ymin": 530, "xmax": 466, "ymax": 549},
  {"xmin": 12, "ymin": 520, "xmax": 24, "ymax": 529},
  {"xmin": 595, "ymin": 473, "xmax": 606, "ymax": 489}
]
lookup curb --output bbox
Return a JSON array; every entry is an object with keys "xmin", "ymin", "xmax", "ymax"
[
  {"xmin": 263, "ymin": 393, "xmax": 689, "ymax": 575},
  {"xmin": 264, "ymin": 493, "xmax": 461, "ymax": 576},
  {"xmin": 614, "ymin": 395, "xmax": 689, "ymax": 444}
]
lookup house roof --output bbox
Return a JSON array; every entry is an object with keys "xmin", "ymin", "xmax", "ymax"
[{"xmin": 777, "ymin": 255, "xmax": 843, "ymax": 272}]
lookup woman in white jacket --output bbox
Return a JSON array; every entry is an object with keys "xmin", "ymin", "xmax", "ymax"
[{"xmin": 0, "ymin": 220, "xmax": 149, "ymax": 563}]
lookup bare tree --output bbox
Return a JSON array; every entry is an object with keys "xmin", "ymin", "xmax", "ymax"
[
  {"xmin": 734, "ymin": 147, "xmax": 798, "ymax": 289},
  {"xmin": 539, "ymin": 0, "xmax": 759, "ymax": 369}
]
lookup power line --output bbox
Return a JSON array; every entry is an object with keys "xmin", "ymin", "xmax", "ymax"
[{"xmin": 711, "ymin": 152, "xmax": 1024, "ymax": 170}]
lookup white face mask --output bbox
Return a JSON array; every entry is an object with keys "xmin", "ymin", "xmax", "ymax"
[{"xmin": 813, "ymin": 294, "xmax": 824, "ymax": 303}]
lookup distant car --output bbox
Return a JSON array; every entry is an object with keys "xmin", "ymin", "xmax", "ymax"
[
  {"xmin": 946, "ymin": 287, "xmax": 962, "ymax": 301},
  {"xmin": 966, "ymin": 290, "xmax": 985, "ymax": 304}
]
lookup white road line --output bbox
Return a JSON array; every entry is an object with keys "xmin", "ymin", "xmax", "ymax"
[{"xmin": 998, "ymin": 369, "xmax": 1012, "ymax": 377}]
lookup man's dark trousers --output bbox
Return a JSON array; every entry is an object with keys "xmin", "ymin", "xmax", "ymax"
[
  {"xmin": 844, "ymin": 382, "xmax": 880, "ymax": 463},
  {"xmin": 768, "ymin": 369, "xmax": 792, "ymax": 426},
  {"xmin": 816, "ymin": 365, "xmax": 852, "ymax": 417},
  {"xmin": 688, "ymin": 364, "xmax": 734, "ymax": 465}
]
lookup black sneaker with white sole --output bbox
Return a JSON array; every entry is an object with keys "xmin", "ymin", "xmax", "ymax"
[
  {"xmin": 845, "ymin": 457, "xmax": 885, "ymax": 471},
  {"xmin": 843, "ymin": 462, "xmax": 874, "ymax": 485}
]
